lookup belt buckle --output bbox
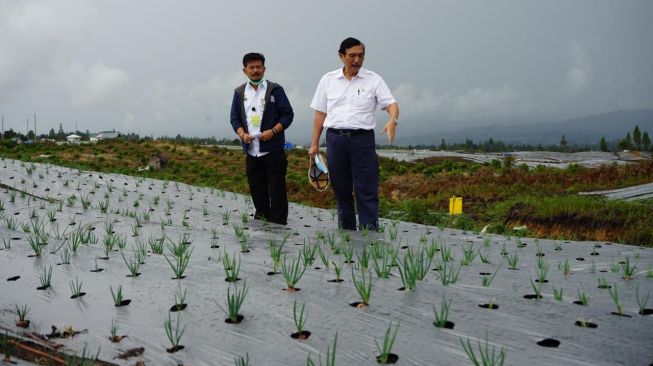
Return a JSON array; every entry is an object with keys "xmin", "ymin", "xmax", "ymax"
[{"xmin": 340, "ymin": 130, "xmax": 351, "ymax": 137}]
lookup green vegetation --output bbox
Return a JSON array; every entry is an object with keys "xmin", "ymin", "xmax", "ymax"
[{"xmin": 2, "ymin": 139, "xmax": 651, "ymax": 245}]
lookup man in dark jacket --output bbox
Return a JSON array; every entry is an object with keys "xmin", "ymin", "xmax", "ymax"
[{"xmin": 230, "ymin": 53, "xmax": 294, "ymax": 225}]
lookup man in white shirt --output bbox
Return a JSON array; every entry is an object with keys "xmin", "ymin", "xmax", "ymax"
[
  {"xmin": 230, "ymin": 53, "xmax": 294, "ymax": 225},
  {"xmin": 309, "ymin": 37, "xmax": 399, "ymax": 230}
]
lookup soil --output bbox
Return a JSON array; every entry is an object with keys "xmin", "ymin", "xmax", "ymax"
[
  {"xmin": 290, "ymin": 330, "xmax": 311, "ymax": 340},
  {"xmin": 225, "ymin": 315, "xmax": 244, "ymax": 324},
  {"xmin": 166, "ymin": 345, "xmax": 184, "ymax": 353}
]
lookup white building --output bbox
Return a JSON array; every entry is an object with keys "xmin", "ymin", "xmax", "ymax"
[{"xmin": 66, "ymin": 134, "xmax": 81, "ymax": 144}]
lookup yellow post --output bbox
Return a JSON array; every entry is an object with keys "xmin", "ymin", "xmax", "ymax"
[{"xmin": 449, "ymin": 196, "xmax": 463, "ymax": 215}]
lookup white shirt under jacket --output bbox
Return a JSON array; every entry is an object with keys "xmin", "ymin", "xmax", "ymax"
[
  {"xmin": 310, "ymin": 67, "xmax": 396, "ymax": 130},
  {"xmin": 244, "ymin": 80, "xmax": 268, "ymax": 157}
]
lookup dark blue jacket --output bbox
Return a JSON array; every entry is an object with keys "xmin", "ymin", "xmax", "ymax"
[{"xmin": 229, "ymin": 81, "xmax": 294, "ymax": 153}]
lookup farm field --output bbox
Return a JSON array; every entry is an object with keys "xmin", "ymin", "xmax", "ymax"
[{"xmin": 1, "ymin": 159, "xmax": 652, "ymax": 365}]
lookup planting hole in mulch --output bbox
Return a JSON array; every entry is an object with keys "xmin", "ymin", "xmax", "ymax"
[
  {"xmin": 225, "ymin": 277, "xmax": 241, "ymax": 283},
  {"xmin": 290, "ymin": 330, "xmax": 311, "ymax": 340},
  {"xmin": 479, "ymin": 272, "xmax": 492, "ymax": 276},
  {"xmin": 170, "ymin": 275, "xmax": 185, "ymax": 280},
  {"xmin": 15, "ymin": 320, "xmax": 30, "ymax": 328},
  {"xmin": 433, "ymin": 321, "xmax": 455, "ymax": 329},
  {"xmin": 70, "ymin": 292, "xmax": 86, "ymax": 299},
  {"xmin": 266, "ymin": 271, "xmax": 280, "ymax": 276},
  {"xmin": 127, "ymin": 273, "xmax": 141, "ymax": 278},
  {"xmin": 90, "ymin": 268, "xmax": 104, "ymax": 273},
  {"xmin": 639, "ymin": 309, "xmax": 653, "ymax": 316},
  {"xmin": 594, "ymin": 244, "xmax": 602, "ymax": 248},
  {"xmin": 284, "ymin": 287, "xmax": 301, "ymax": 292},
  {"xmin": 116, "ymin": 299, "xmax": 132, "ymax": 307},
  {"xmin": 537, "ymin": 338, "xmax": 560, "ymax": 348},
  {"xmin": 535, "ymin": 252, "xmax": 545, "ymax": 257},
  {"xmin": 37, "ymin": 285, "xmax": 51, "ymax": 290},
  {"xmin": 327, "ymin": 279, "xmax": 344, "ymax": 283},
  {"xmin": 599, "ymin": 270, "xmax": 608, "ymax": 273},
  {"xmin": 573, "ymin": 301, "xmax": 586, "ymax": 306},
  {"xmin": 523, "ymin": 294, "xmax": 543, "ymax": 300},
  {"xmin": 376, "ymin": 353, "xmax": 399, "ymax": 364},
  {"xmin": 590, "ymin": 252, "xmax": 599, "ymax": 256},
  {"xmin": 11, "ymin": 237, "xmax": 21, "ymax": 240},
  {"xmin": 7, "ymin": 276, "xmax": 20, "ymax": 281},
  {"xmin": 534, "ymin": 279, "xmax": 549, "ymax": 283},
  {"xmin": 575, "ymin": 320, "xmax": 598, "ymax": 328},
  {"xmin": 611, "ymin": 312, "xmax": 632, "ymax": 318},
  {"xmin": 225, "ymin": 315, "xmax": 244, "ymax": 324},
  {"xmin": 350, "ymin": 302, "xmax": 368, "ymax": 308},
  {"xmin": 166, "ymin": 345, "xmax": 185, "ymax": 353},
  {"xmin": 597, "ymin": 284, "xmax": 611, "ymax": 289},
  {"xmin": 170, "ymin": 303, "xmax": 187, "ymax": 312},
  {"xmin": 400, "ymin": 245, "xmax": 408, "ymax": 249},
  {"xmin": 479, "ymin": 303, "xmax": 499, "ymax": 309},
  {"xmin": 211, "ymin": 244, "xmax": 220, "ymax": 248},
  {"xmin": 517, "ymin": 244, "xmax": 526, "ymax": 248},
  {"xmin": 576, "ymin": 257, "xmax": 585, "ymax": 261}
]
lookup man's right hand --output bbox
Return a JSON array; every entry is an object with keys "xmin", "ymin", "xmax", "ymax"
[
  {"xmin": 242, "ymin": 133, "xmax": 253, "ymax": 144},
  {"xmin": 308, "ymin": 144, "xmax": 319, "ymax": 158}
]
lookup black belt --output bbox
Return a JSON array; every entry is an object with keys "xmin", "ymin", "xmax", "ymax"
[{"xmin": 328, "ymin": 128, "xmax": 372, "ymax": 137}]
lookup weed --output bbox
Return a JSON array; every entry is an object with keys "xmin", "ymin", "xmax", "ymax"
[
  {"xmin": 433, "ymin": 296, "xmax": 451, "ymax": 328},
  {"xmin": 376, "ymin": 320, "xmax": 399, "ymax": 364},
  {"xmin": 352, "ymin": 268, "xmax": 373, "ymax": 305},
  {"xmin": 460, "ymin": 333, "xmax": 506, "ymax": 366}
]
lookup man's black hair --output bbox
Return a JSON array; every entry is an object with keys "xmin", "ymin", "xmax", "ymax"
[
  {"xmin": 242, "ymin": 53, "xmax": 265, "ymax": 67},
  {"xmin": 338, "ymin": 37, "xmax": 365, "ymax": 55}
]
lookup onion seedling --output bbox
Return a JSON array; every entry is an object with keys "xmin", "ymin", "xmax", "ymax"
[
  {"xmin": 437, "ymin": 261, "xmax": 461, "ymax": 286},
  {"xmin": 461, "ymin": 243, "xmax": 478, "ymax": 266},
  {"xmin": 553, "ymin": 287, "xmax": 564, "ymax": 302},
  {"xmin": 324, "ymin": 230, "xmax": 337, "ymax": 250},
  {"xmin": 164, "ymin": 312, "xmax": 186, "ymax": 352},
  {"xmin": 536, "ymin": 262, "xmax": 549, "ymax": 283},
  {"xmin": 479, "ymin": 250, "xmax": 491, "ymax": 264},
  {"xmin": 174, "ymin": 283, "xmax": 187, "ymax": 310},
  {"xmin": 15, "ymin": 305, "xmax": 29, "ymax": 326},
  {"xmin": 425, "ymin": 239, "xmax": 439, "ymax": 260},
  {"xmin": 301, "ymin": 239, "xmax": 319, "ymax": 267},
  {"xmin": 281, "ymin": 255, "xmax": 307, "ymax": 291},
  {"xmin": 481, "ymin": 268, "xmax": 499, "ymax": 288},
  {"xmin": 268, "ymin": 242, "xmax": 283, "ymax": 273},
  {"xmin": 307, "ymin": 333, "xmax": 337, "ymax": 366},
  {"xmin": 356, "ymin": 247, "xmax": 371, "ymax": 271},
  {"xmin": 110, "ymin": 285, "xmax": 125, "ymax": 307},
  {"xmin": 148, "ymin": 235, "xmax": 165, "ymax": 255},
  {"xmin": 38, "ymin": 266, "xmax": 52, "ymax": 289},
  {"xmin": 505, "ymin": 251, "xmax": 519, "ymax": 270},
  {"xmin": 440, "ymin": 242, "xmax": 454, "ymax": 262},
  {"xmin": 372, "ymin": 249, "xmax": 392, "ymax": 279},
  {"xmin": 331, "ymin": 259, "xmax": 344, "ymax": 282},
  {"xmin": 121, "ymin": 250, "xmax": 142, "ymax": 277},
  {"xmin": 223, "ymin": 252, "xmax": 241, "ymax": 282},
  {"xmin": 621, "ymin": 257, "xmax": 636, "ymax": 280},
  {"xmin": 460, "ymin": 333, "xmax": 506, "ymax": 366},
  {"xmin": 577, "ymin": 289, "xmax": 589, "ymax": 306},
  {"xmin": 529, "ymin": 280, "xmax": 543, "ymax": 300},
  {"xmin": 2, "ymin": 237, "xmax": 10, "ymax": 250},
  {"xmin": 317, "ymin": 245, "xmax": 330, "ymax": 269},
  {"xmin": 388, "ymin": 222, "xmax": 399, "ymax": 241},
  {"xmin": 292, "ymin": 300, "xmax": 309, "ymax": 336},
  {"xmin": 608, "ymin": 284, "xmax": 623, "ymax": 315},
  {"xmin": 597, "ymin": 277, "xmax": 610, "ymax": 289},
  {"xmin": 109, "ymin": 317, "xmax": 125, "ymax": 343},
  {"xmin": 562, "ymin": 258, "xmax": 571, "ymax": 275},
  {"xmin": 433, "ymin": 296, "xmax": 452, "ymax": 328},
  {"xmin": 339, "ymin": 229, "xmax": 350, "ymax": 243},
  {"xmin": 352, "ymin": 268, "xmax": 373, "ymax": 306},
  {"xmin": 341, "ymin": 242, "xmax": 354, "ymax": 263},
  {"xmin": 397, "ymin": 255, "xmax": 417, "ymax": 290},
  {"xmin": 610, "ymin": 259, "xmax": 620, "ymax": 273},
  {"xmin": 235, "ymin": 353, "xmax": 250, "ymax": 366},
  {"xmin": 636, "ymin": 284, "xmax": 650, "ymax": 315},
  {"xmin": 500, "ymin": 242, "xmax": 508, "ymax": 256},
  {"xmin": 69, "ymin": 277, "xmax": 84, "ymax": 298},
  {"xmin": 376, "ymin": 320, "xmax": 399, "ymax": 364},
  {"xmin": 218, "ymin": 282, "xmax": 249, "ymax": 323},
  {"xmin": 414, "ymin": 248, "xmax": 432, "ymax": 280},
  {"xmin": 165, "ymin": 242, "xmax": 193, "ymax": 279},
  {"xmin": 59, "ymin": 246, "xmax": 71, "ymax": 265}
]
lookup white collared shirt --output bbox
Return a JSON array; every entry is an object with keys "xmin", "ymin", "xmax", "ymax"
[
  {"xmin": 244, "ymin": 80, "xmax": 268, "ymax": 157},
  {"xmin": 310, "ymin": 67, "xmax": 396, "ymax": 130}
]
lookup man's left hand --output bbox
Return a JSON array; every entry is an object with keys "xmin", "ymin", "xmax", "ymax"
[
  {"xmin": 260, "ymin": 129, "xmax": 275, "ymax": 142},
  {"xmin": 381, "ymin": 119, "xmax": 397, "ymax": 144}
]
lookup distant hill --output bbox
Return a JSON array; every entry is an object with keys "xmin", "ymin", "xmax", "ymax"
[{"xmin": 396, "ymin": 109, "xmax": 653, "ymax": 146}]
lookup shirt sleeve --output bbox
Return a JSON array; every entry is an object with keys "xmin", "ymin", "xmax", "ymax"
[
  {"xmin": 375, "ymin": 77, "xmax": 396, "ymax": 109},
  {"xmin": 310, "ymin": 75, "xmax": 328, "ymax": 113}
]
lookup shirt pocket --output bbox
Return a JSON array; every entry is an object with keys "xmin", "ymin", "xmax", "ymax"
[{"xmin": 351, "ymin": 90, "xmax": 375, "ymax": 110}]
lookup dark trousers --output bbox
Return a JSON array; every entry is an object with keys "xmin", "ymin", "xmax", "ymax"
[
  {"xmin": 245, "ymin": 150, "xmax": 288, "ymax": 225},
  {"xmin": 326, "ymin": 128, "xmax": 379, "ymax": 230}
]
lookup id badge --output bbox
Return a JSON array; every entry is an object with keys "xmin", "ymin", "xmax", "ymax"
[{"xmin": 251, "ymin": 114, "xmax": 261, "ymax": 128}]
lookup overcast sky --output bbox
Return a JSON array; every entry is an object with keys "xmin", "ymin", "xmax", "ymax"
[{"xmin": 1, "ymin": 0, "xmax": 652, "ymax": 143}]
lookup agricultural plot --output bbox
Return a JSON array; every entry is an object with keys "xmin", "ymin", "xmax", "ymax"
[{"xmin": 0, "ymin": 158, "xmax": 652, "ymax": 365}]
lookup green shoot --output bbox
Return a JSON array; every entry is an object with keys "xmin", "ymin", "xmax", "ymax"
[
  {"xmin": 577, "ymin": 289, "xmax": 589, "ymax": 306},
  {"xmin": 164, "ymin": 312, "xmax": 186, "ymax": 348},
  {"xmin": 433, "ymin": 296, "xmax": 451, "ymax": 328},
  {"xmin": 281, "ymin": 255, "xmax": 307, "ymax": 290},
  {"xmin": 352, "ymin": 268, "xmax": 373, "ymax": 305},
  {"xmin": 234, "ymin": 353, "xmax": 250, "ymax": 366},
  {"xmin": 636, "ymin": 284, "xmax": 649, "ymax": 314},
  {"xmin": 460, "ymin": 333, "xmax": 506, "ymax": 366},
  {"xmin": 218, "ymin": 282, "xmax": 249, "ymax": 323},
  {"xmin": 481, "ymin": 269, "xmax": 499, "ymax": 288},
  {"xmin": 608, "ymin": 284, "xmax": 623, "ymax": 315},
  {"xmin": 553, "ymin": 287, "xmax": 564, "ymax": 302},
  {"xmin": 38, "ymin": 266, "xmax": 53, "ymax": 289},
  {"xmin": 375, "ymin": 320, "xmax": 399, "ymax": 364},
  {"xmin": 110, "ymin": 285, "xmax": 124, "ymax": 306},
  {"xmin": 223, "ymin": 251, "xmax": 241, "ymax": 282},
  {"xmin": 293, "ymin": 300, "xmax": 308, "ymax": 334},
  {"xmin": 505, "ymin": 251, "xmax": 518, "ymax": 270},
  {"xmin": 307, "ymin": 333, "xmax": 337, "ymax": 366},
  {"xmin": 436, "ymin": 261, "xmax": 461, "ymax": 286},
  {"xmin": 69, "ymin": 277, "xmax": 84, "ymax": 298},
  {"xmin": 621, "ymin": 257, "xmax": 636, "ymax": 279},
  {"xmin": 15, "ymin": 305, "xmax": 29, "ymax": 321}
]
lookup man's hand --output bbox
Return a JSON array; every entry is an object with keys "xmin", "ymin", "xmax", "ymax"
[
  {"xmin": 380, "ymin": 119, "xmax": 397, "ymax": 144},
  {"xmin": 260, "ymin": 129, "xmax": 275, "ymax": 142},
  {"xmin": 241, "ymin": 133, "xmax": 253, "ymax": 144},
  {"xmin": 308, "ymin": 144, "xmax": 319, "ymax": 158}
]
